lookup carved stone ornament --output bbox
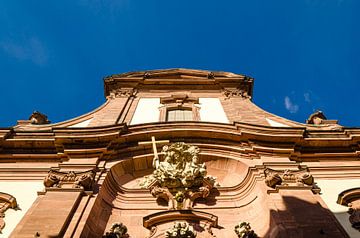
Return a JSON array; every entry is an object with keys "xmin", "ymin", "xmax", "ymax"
[
  {"xmin": 43, "ymin": 169, "xmax": 95, "ymax": 191},
  {"xmin": 223, "ymin": 88, "xmax": 251, "ymax": 99},
  {"xmin": 234, "ymin": 222, "xmax": 258, "ymax": 238},
  {"xmin": 264, "ymin": 168, "xmax": 320, "ymax": 193},
  {"xmin": 29, "ymin": 111, "xmax": 50, "ymax": 124},
  {"xmin": 0, "ymin": 192, "xmax": 18, "ymax": 233},
  {"xmin": 165, "ymin": 222, "xmax": 197, "ymax": 238},
  {"xmin": 140, "ymin": 141, "xmax": 217, "ymax": 210},
  {"xmin": 337, "ymin": 188, "xmax": 360, "ymax": 231},
  {"xmin": 348, "ymin": 200, "xmax": 360, "ymax": 231},
  {"xmin": 103, "ymin": 223, "xmax": 129, "ymax": 238},
  {"xmin": 109, "ymin": 88, "xmax": 138, "ymax": 98},
  {"xmin": 140, "ymin": 142, "xmax": 216, "ymax": 189},
  {"xmin": 306, "ymin": 110, "xmax": 326, "ymax": 125}
]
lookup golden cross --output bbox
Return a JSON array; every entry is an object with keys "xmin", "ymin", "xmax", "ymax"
[{"xmin": 138, "ymin": 136, "xmax": 169, "ymax": 161}]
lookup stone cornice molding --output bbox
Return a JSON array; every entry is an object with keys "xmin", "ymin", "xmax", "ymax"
[
  {"xmin": 1, "ymin": 122, "xmax": 360, "ymax": 167},
  {"xmin": 103, "ymin": 68, "xmax": 254, "ymax": 99},
  {"xmin": 143, "ymin": 210, "xmax": 218, "ymax": 229}
]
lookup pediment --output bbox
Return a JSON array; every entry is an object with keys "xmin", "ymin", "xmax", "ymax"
[
  {"xmin": 108, "ymin": 68, "xmax": 242, "ymax": 80},
  {"xmin": 104, "ymin": 68, "xmax": 253, "ymax": 98}
]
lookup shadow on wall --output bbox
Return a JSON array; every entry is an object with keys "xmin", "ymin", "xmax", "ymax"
[
  {"xmin": 263, "ymin": 196, "xmax": 349, "ymax": 238},
  {"xmin": 333, "ymin": 211, "xmax": 358, "ymax": 238}
]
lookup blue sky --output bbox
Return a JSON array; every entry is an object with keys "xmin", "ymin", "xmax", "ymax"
[{"xmin": 0, "ymin": 1, "xmax": 359, "ymax": 127}]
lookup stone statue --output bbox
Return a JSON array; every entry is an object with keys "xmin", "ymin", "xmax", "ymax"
[
  {"xmin": 29, "ymin": 111, "xmax": 50, "ymax": 124},
  {"xmin": 140, "ymin": 142, "xmax": 210, "ymax": 189},
  {"xmin": 140, "ymin": 140, "xmax": 218, "ymax": 210}
]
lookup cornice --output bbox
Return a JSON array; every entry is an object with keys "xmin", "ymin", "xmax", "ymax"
[
  {"xmin": 0, "ymin": 122, "xmax": 360, "ymax": 164},
  {"xmin": 103, "ymin": 68, "xmax": 254, "ymax": 99}
]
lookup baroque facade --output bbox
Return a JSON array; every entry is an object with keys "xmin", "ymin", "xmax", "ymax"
[{"xmin": 1, "ymin": 68, "xmax": 360, "ymax": 237}]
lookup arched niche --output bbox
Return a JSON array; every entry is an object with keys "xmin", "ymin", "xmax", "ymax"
[{"xmin": 82, "ymin": 151, "xmax": 267, "ymax": 238}]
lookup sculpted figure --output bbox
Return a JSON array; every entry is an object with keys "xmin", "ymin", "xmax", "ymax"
[{"xmin": 142, "ymin": 142, "xmax": 210, "ymax": 189}]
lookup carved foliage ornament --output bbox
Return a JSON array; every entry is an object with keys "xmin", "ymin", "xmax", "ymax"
[
  {"xmin": 165, "ymin": 222, "xmax": 196, "ymax": 238},
  {"xmin": 43, "ymin": 169, "xmax": 95, "ymax": 191},
  {"xmin": 0, "ymin": 192, "xmax": 18, "ymax": 233},
  {"xmin": 103, "ymin": 223, "xmax": 129, "ymax": 238},
  {"xmin": 264, "ymin": 168, "xmax": 320, "ymax": 193},
  {"xmin": 234, "ymin": 222, "xmax": 258, "ymax": 238}
]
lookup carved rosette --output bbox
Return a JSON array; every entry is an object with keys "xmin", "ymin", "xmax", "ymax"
[
  {"xmin": 43, "ymin": 169, "xmax": 95, "ymax": 191},
  {"xmin": 165, "ymin": 222, "xmax": 197, "ymax": 238},
  {"xmin": 0, "ymin": 192, "xmax": 18, "ymax": 233},
  {"xmin": 264, "ymin": 168, "xmax": 320, "ymax": 193},
  {"xmin": 234, "ymin": 222, "xmax": 258, "ymax": 238},
  {"xmin": 103, "ymin": 223, "xmax": 129, "ymax": 238}
]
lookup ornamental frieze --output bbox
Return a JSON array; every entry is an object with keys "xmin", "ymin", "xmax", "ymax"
[{"xmin": 43, "ymin": 169, "xmax": 95, "ymax": 191}]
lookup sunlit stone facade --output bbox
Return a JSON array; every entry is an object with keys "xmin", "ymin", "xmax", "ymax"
[{"xmin": 1, "ymin": 69, "xmax": 359, "ymax": 237}]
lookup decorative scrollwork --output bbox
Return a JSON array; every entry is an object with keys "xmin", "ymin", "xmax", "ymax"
[
  {"xmin": 264, "ymin": 168, "xmax": 320, "ymax": 193},
  {"xmin": 43, "ymin": 169, "xmax": 95, "ymax": 191}
]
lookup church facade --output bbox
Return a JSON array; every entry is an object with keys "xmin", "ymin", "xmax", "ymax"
[{"xmin": 1, "ymin": 69, "xmax": 360, "ymax": 237}]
